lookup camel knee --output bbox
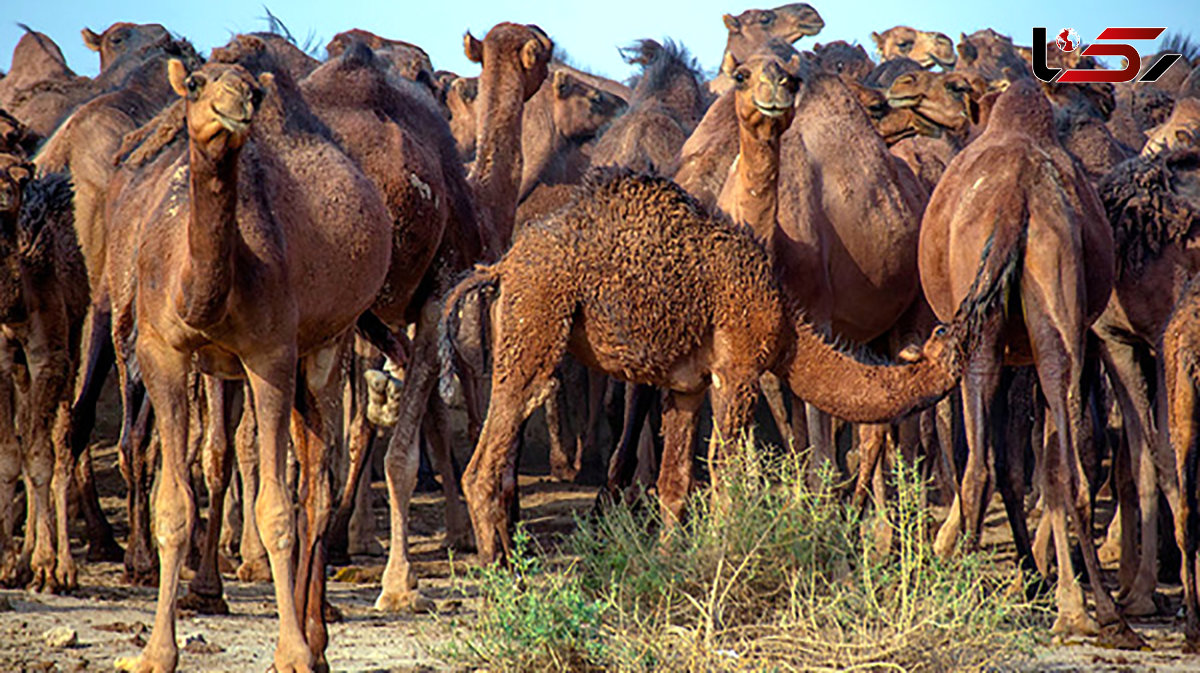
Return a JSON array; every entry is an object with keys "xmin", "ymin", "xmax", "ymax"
[
  {"xmin": 152, "ymin": 479, "xmax": 194, "ymax": 550},
  {"xmin": 254, "ymin": 485, "xmax": 296, "ymax": 554}
]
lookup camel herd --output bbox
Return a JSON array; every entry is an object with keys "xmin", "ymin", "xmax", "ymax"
[{"xmin": 1, "ymin": 3, "xmax": 1199, "ymax": 671}]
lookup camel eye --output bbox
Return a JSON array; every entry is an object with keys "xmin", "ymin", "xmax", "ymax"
[
  {"xmin": 934, "ymin": 325, "xmax": 948, "ymax": 337},
  {"xmin": 734, "ymin": 70, "xmax": 747, "ymax": 84},
  {"xmin": 759, "ymin": 12, "xmax": 774, "ymax": 24},
  {"xmin": 897, "ymin": 41, "xmax": 913, "ymax": 52}
]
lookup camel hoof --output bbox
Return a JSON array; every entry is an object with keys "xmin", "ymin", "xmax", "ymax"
[
  {"xmin": 177, "ymin": 590, "xmax": 230, "ymax": 615},
  {"xmin": 54, "ymin": 557, "xmax": 78, "ymax": 593},
  {"xmin": 1097, "ymin": 620, "xmax": 1147, "ymax": 650},
  {"xmin": 236, "ymin": 557, "xmax": 272, "ymax": 583},
  {"xmin": 114, "ymin": 654, "xmax": 173, "ymax": 673},
  {"xmin": 1120, "ymin": 593, "xmax": 1159, "ymax": 617},
  {"xmin": 373, "ymin": 589, "xmax": 435, "ymax": 614},
  {"xmin": 0, "ymin": 550, "xmax": 30, "ymax": 588},
  {"xmin": 1051, "ymin": 611, "xmax": 1100, "ymax": 637},
  {"xmin": 86, "ymin": 538, "xmax": 125, "ymax": 563}
]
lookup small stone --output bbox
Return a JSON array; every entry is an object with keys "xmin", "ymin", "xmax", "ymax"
[
  {"xmin": 43, "ymin": 625, "xmax": 78, "ymax": 648},
  {"xmin": 182, "ymin": 633, "xmax": 223, "ymax": 654}
]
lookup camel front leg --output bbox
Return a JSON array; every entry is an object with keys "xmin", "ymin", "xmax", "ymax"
[
  {"xmin": 244, "ymin": 348, "xmax": 313, "ymax": 673},
  {"xmin": 180, "ymin": 376, "xmax": 235, "ymax": 615},
  {"xmin": 233, "ymin": 388, "xmax": 270, "ymax": 582},
  {"xmin": 423, "ymin": 393, "xmax": 472, "ymax": 551},
  {"xmin": 1165, "ymin": 342, "xmax": 1200, "ymax": 651},
  {"xmin": 114, "ymin": 336, "xmax": 194, "ymax": 673},
  {"xmin": 23, "ymin": 348, "xmax": 74, "ymax": 593},
  {"xmin": 657, "ymin": 391, "xmax": 704, "ymax": 535},
  {"xmin": 0, "ymin": 349, "xmax": 22, "ymax": 586}
]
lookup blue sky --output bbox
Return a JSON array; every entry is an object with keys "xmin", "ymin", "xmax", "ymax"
[{"xmin": 1, "ymin": 1, "xmax": 1195, "ymax": 82}]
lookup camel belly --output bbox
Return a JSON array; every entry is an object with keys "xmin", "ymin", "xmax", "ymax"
[{"xmin": 568, "ymin": 318, "xmax": 712, "ymax": 394}]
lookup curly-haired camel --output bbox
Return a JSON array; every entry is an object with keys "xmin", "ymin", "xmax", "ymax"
[
  {"xmin": 872, "ymin": 26, "xmax": 957, "ymax": 69},
  {"xmin": 919, "ymin": 79, "xmax": 1141, "ymax": 647},
  {"xmin": 107, "ymin": 37, "xmax": 392, "ymax": 672},
  {"xmin": 0, "ymin": 153, "xmax": 86, "ymax": 593}
]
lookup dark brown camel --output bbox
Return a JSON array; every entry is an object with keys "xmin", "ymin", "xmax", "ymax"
[
  {"xmin": 0, "ymin": 27, "xmax": 89, "ymax": 139},
  {"xmin": 0, "ymin": 154, "xmax": 86, "ymax": 593},
  {"xmin": 108, "ymin": 36, "xmax": 392, "ymax": 673},
  {"xmin": 1088, "ymin": 146, "xmax": 1200, "ymax": 616},
  {"xmin": 326, "ymin": 29, "xmax": 435, "ymax": 89},
  {"xmin": 919, "ymin": 79, "xmax": 1140, "ymax": 647},
  {"xmin": 300, "ymin": 38, "xmax": 485, "ymax": 612}
]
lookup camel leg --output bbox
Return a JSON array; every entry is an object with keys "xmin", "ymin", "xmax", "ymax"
[
  {"xmin": 854, "ymin": 424, "xmax": 888, "ymax": 511},
  {"xmin": 327, "ymin": 360, "xmax": 375, "ymax": 564},
  {"xmin": 1098, "ymin": 336, "xmax": 1161, "ymax": 615},
  {"xmin": 424, "ymin": 393, "xmax": 472, "ymax": 551},
  {"xmin": 657, "ymin": 391, "xmax": 704, "ymax": 532},
  {"xmin": 1165, "ymin": 345, "xmax": 1200, "ymax": 651},
  {"xmin": 600, "ymin": 383, "xmax": 653, "ymax": 507},
  {"xmin": 805, "ymin": 404, "xmax": 833, "ymax": 484},
  {"xmin": 114, "ymin": 338, "xmax": 195, "ymax": 673},
  {"xmin": 546, "ymin": 373, "xmax": 577, "ymax": 481},
  {"xmin": 234, "ymin": 389, "xmax": 270, "ymax": 582},
  {"xmin": 22, "ymin": 349, "xmax": 75, "ymax": 593},
  {"xmin": 0, "ymin": 364, "xmax": 20, "ymax": 586},
  {"xmin": 375, "ymin": 301, "xmax": 441, "ymax": 610},
  {"xmin": 994, "ymin": 367, "xmax": 1040, "ymax": 584},
  {"xmin": 242, "ymin": 349, "xmax": 313, "ymax": 673},
  {"xmin": 707, "ymin": 373, "xmax": 758, "ymax": 505},
  {"xmin": 71, "ymin": 304, "xmax": 123, "ymax": 562},
  {"xmin": 180, "ymin": 377, "xmax": 235, "ymax": 615},
  {"xmin": 1025, "ymin": 287, "xmax": 1143, "ymax": 648},
  {"xmin": 115, "ymin": 336, "xmax": 158, "ymax": 587},
  {"xmin": 292, "ymin": 345, "xmax": 342, "ymax": 672},
  {"xmin": 760, "ymin": 372, "xmax": 798, "ymax": 452},
  {"xmin": 578, "ymin": 369, "xmax": 609, "ymax": 479}
]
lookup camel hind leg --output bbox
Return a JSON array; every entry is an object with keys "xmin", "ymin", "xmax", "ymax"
[
  {"xmin": 1165, "ymin": 300, "xmax": 1200, "ymax": 651},
  {"xmin": 461, "ymin": 282, "xmax": 570, "ymax": 566}
]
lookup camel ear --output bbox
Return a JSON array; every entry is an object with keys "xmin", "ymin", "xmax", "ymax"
[
  {"xmin": 723, "ymin": 14, "xmax": 741, "ymax": 34},
  {"xmin": 521, "ymin": 39, "xmax": 544, "ymax": 71},
  {"xmin": 81, "ymin": 27, "xmax": 102, "ymax": 52},
  {"xmin": 464, "ymin": 32, "xmax": 483, "ymax": 63},
  {"xmin": 7, "ymin": 163, "xmax": 32, "ymax": 185},
  {"xmin": 871, "ymin": 31, "xmax": 884, "ymax": 49},
  {"xmin": 897, "ymin": 344, "xmax": 923, "ymax": 363},
  {"xmin": 258, "ymin": 72, "xmax": 275, "ymax": 89},
  {"xmin": 168, "ymin": 59, "xmax": 189, "ymax": 97},
  {"xmin": 721, "ymin": 51, "xmax": 738, "ymax": 78}
]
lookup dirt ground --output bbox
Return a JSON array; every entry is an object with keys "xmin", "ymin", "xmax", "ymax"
[{"xmin": 3, "ymin": 410, "xmax": 1200, "ymax": 672}]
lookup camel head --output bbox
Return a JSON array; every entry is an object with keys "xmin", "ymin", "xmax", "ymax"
[
  {"xmin": 723, "ymin": 4, "xmax": 824, "ymax": 62},
  {"xmin": 327, "ymin": 29, "xmax": 435, "ymax": 90},
  {"xmin": 811, "ymin": 41, "xmax": 875, "ymax": 82},
  {"xmin": 168, "ymin": 59, "xmax": 264, "ymax": 156},
  {"xmin": 724, "ymin": 41, "xmax": 806, "ymax": 140},
  {"xmin": 81, "ymin": 22, "xmax": 170, "ymax": 72},
  {"xmin": 886, "ymin": 71, "xmax": 973, "ymax": 136},
  {"xmin": 464, "ymin": 23, "xmax": 553, "ymax": 101},
  {"xmin": 0, "ymin": 153, "xmax": 30, "ymax": 221},
  {"xmin": 1143, "ymin": 97, "xmax": 1200, "ymax": 156},
  {"xmin": 444, "ymin": 75, "xmax": 479, "ymax": 159},
  {"xmin": 872, "ymin": 26, "xmax": 956, "ymax": 69},
  {"xmin": 550, "ymin": 69, "xmax": 627, "ymax": 140},
  {"xmin": 955, "ymin": 29, "xmax": 1027, "ymax": 84}
]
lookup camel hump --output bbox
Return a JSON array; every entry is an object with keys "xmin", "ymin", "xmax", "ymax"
[
  {"xmin": 985, "ymin": 78, "xmax": 1056, "ymax": 144},
  {"xmin": 338, "ymin": 39, "xmax": 378, "ymax": 70}
]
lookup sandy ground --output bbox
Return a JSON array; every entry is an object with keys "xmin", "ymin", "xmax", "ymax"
[{"xmin": 3, "ymin": 428, "xmax": 1200, "ymax": 672}]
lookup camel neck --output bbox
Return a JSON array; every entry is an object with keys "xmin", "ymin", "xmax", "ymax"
[
  {"xmin": 731, "ymin": 122, "xmax": 783, "ymax": 243},
  {"xmin": 776, "ymin": 310, "xmax": 957, "ymax": 422},
  {"xmin": 179, "ymin": 137, "xmax": 239, "ymax": 329},
  {"xmin": 469, "ymin": 69, "xmax": 527, "ymax": 255}
]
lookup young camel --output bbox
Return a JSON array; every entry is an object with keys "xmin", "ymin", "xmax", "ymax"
[
  {"xmin": 919, "ymin": 79, "xmax": 1140, "ymax": 647},
  {"xmin": 0, "ymin": 154, "xmax": 85, "ymax": 592},
  {"xmin": 110, "ymin": 38, "xmax": 392, "ymax": 673}
]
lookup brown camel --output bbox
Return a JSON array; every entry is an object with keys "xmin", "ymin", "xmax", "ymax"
[
  {"xmin": 0, "ymin": 108, "xmax": 39, "ymax": 156},
  {"xmin": 1163, "ymin": 267, "xmax": 1200, "ymax": 652},
  {"xmin": 326, "ymin": 29, "xmax": 436, "ymax": 91},
  {"xmin": 811, "ymin": 40, "xmax": 874, "ymax": 82},
  {"xmin": 954, "ymin": 29, "xmax": 1028, "ymax": 83},
  {"xmin": 108, "ymin": 36, "xmax": 392, "ymax": 673},
  {"xmin": 708, "ymin": 3, "xmax": 824, "ymax": 95},
  {"xmin": 465, "ymin": 22, "xmax": 553, "ymax": 253},
  {"xmin": 589, "ymin": 39, "xmax": 706, "ymax": 173},
  {"xmin": 1087, "ymin": 146, "xmax": 1200, "ymax": 616},
  {"xmin": 1109, "ymin": 83, "xmax": 1177, "ymax": 153},
  {"xmin": 919, "ymin": 79, "xmax": 1141, "ymax": 647},
  {"xmin": 872, "ymin": 26, "xmax": 957, "ymax": 69},
  {"xmin": 250, "ymin": 32, "xmax": 320, "ymax": 80},
  {"xmin": 33, "ymin": 27, "xmax": 202, "ymax": 582},
  {"xmin": 884, "ymin": 70, "xmax": 975, "ymax": 191},
  {"xmin": 0, "ymin": 27, "xmax": 89, "ymax": 139},
  {"xmin": 301, "ymin": 38, "xmax": 485, "ymax": 612},
  {"xmin": 0, "ymin": 154, "xmax": 86, "ymax": 593},
  {"xmin": 442, "ymin": 75, "xmax": 479, "ymax": 161},
  {"xmin": 1143, "ymin": 97, "xmax": 1200, "ymax": 156}
]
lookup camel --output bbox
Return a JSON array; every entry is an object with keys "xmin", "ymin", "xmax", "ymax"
[
  {"xmin": 1163, "ymin": 267, "xmax": 1200, "ymax": 652},
  {"xmin": 954, "ymin": 29, "xmax": 1028, "ymax": 83},
  {"xmin": 326, "ymin": 29, "xmax": 436, "ymax": 91},
  {"xmin": 106, "ymin": 36, "xmax": 392, "ymax": 673},
  {"xmin": 442, "ymin": 75, "xmax": 479, "ymax": 161},
  {"xmin": 872, "ymin": 26, "xmax": 957, "ymax": 69},
  {"xmin": 0, "ymin": 153, "xmax": 86, "ymax": 593},
  {"xmin": 811, "ymin": 41, "xmax": 874, "ymax": 82},
  {"xmin": 0, "ymin": 108, "xmax": 40, "ymax": 157},
  {"xmin": 1143, "ymin": 97, "xmax": 1200, "ymax": 156},
  {"xmin": 884, "ymin": 70, "xmax": 975, "ymax": 191},
  {"xmin": 300, "ymin": 37, "xmax": 486, "ymax": 612},
  {"xmin": 250, "ymin": 33, "xmax": 320, "ymax": 80},
  {"xmin": 0, "ymin": 27, "xmax": 89, "ymax": 139},
  {"xmin": 919, "ymin": 79, "xmax": 1141, "ymax": 647},
  {"xmin": 464, "ymin": 22, "xmax": 553, "ymax": 253},
  {"xmin": 1087, "ymin": 145, "xmax": 1200, "ymax": 616},
  {"xmin": 1109, "ymin": 84, "xmax": 1176, "ymax": 153},
  {"xmin": 33, "ymin": 27, "xmax": 203, "ymax": 582},
  {"xmin": 589, "ymin": 39, "xmax": 707, "ymax": 172},
  {"xmin": 708, "ymin": 3, "xmax": 824, "ymax": 95}
]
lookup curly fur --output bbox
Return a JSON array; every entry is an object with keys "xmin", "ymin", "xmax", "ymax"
[{"xmin": 1100, "ymin": 146, "xmax": 1200, "ymax": 277}]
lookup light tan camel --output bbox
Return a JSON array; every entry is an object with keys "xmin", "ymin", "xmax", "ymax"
[
  {"xmin": 872, "ymin": 26, "xmax": 957, "ymax": 69},
  {"xmin": 708, "ymin": 3, "xmax": 824, "ymax": 95},
  {"xmin": 919, "ymin": 79, "xmax": 1141, "ymax": 648},
  {"xmin": 108, "ymin": 36, "xmax": 392, "ymax": 673}
]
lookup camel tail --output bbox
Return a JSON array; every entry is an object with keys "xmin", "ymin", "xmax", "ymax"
[
  {"xmin": 949, "ymin": 223, "xmax": 1027, "ymax": 355},
  {"xmin": 438, "ymin": 263, "xmax": 500, "ymax": 403}
]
